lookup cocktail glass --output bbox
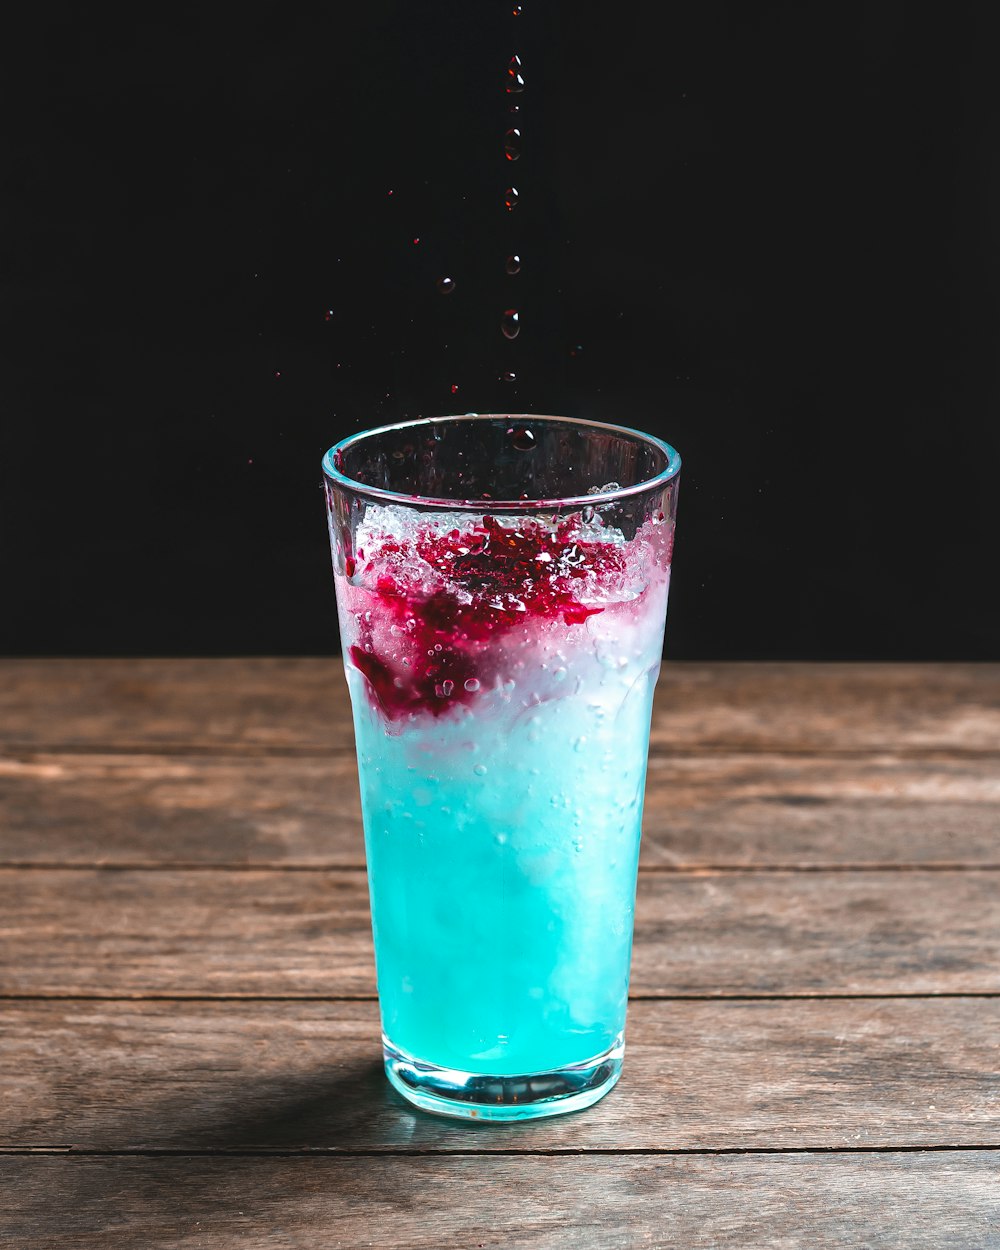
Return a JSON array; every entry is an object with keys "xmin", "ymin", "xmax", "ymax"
[{"xmin": 323, "ymin": 415, "xmax": 680, "ymax": 1120}]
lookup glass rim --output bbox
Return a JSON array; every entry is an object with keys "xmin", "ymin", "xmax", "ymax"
[{"xmin": 322, "ymin": 413, "xmax": 681, "ymax": 512}]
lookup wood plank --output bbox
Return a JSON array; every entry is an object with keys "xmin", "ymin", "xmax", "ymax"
[
  {"xmin": 2, "ymin": 999, "xmax": 998, "ymax": 1151},
  {"xmin": 1, "ymin": 1154, "xmax": 998, "ymax": 1249},
  {"xmin": 3, "ymin": 659, "xmax": 999, "ymax": 753},
  {"xmin": 1, "ymin": 868, "xmax": 996, "ymax": 997},
  {"xmin": 4, "ymin": 749, "xmax": 1000, "ymax": 868}
]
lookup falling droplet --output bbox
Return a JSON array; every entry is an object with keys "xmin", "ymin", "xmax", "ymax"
[
  {"xmin": 501, "ymin": 309, "xmax": 520, "ymax": 339},
  {"xmin": 508, "ymin": 55, "xmax": 522, "ymax": 73},
  {"xmin": 508, "ymin": 425, "xmax": 535, "ymax": 450},
  {"xmin": 500, "ymin": 371, "xmax": 517, "ymax": 382},
  {"xmin": 504, "ymin": 128, "xmax": 521, "ymax": 160},
  {"xmin": 504, "ymin": 187, "xmax": 519, "ymax": 211},
  {"xmin": 508, "ymin": 103, "xmax": 521, "ymax": 116},
  {"xmin": 505, "ymin": 254, "xmax": 521, "ymax": 275},
  {"xmin": 450, "ymin": 383, "xmax": 459, "ymax": 394},
  {"xmin": 512, "ymin": 3, "xmax": 523, "ymax": 13},
  {"xmin": 436, "ymin": 276, "xmax": 456, "ymax": 294},
  {"xmin": 324, "ymin": 309, "xmax": 334, "ymax": 321},
  {"xmin": 506, "ymin": 73, "xmax": 525, "ymax": 94}
]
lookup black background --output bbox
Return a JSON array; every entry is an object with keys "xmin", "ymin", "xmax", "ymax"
[{"xmin": 3, "ymin": 3, "xmax": 997, "ymax": 659}]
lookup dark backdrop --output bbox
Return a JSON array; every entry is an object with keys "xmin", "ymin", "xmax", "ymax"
[{"xmin": 3, "ymin": 3, "xmax": 998, "ymax": 659}]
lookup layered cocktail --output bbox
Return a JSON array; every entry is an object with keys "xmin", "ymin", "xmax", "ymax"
[{"xmin": 323, "ymin": 415, "xmax": 680, "ymax": 1119}]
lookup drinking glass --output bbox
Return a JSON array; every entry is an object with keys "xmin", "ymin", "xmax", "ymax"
[{"xmin": 323, "ymin": 414, "xmax": 680, "ymax": 1120}]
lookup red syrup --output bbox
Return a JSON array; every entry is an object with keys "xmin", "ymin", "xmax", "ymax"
[{"xmin": 346, "ymin": 516, "xmax": 629, "ymax": 721}]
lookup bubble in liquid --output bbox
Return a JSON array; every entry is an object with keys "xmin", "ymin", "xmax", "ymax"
[
  {"xmin": 436, "ymin": 276, "xmax": 456, "ymax": 294},
  {"xmin": 507, "ymin": 425, "xmax": 535, "ymax": 450},
  {"xmin": 464, "ymin": 677, "xmax": 481, "ymax": 693},
  {"xmin": 500, "ymin": 370, "xmax": 517, "ymax": 382},
  {"xmin": 504, "ymin": 187, "xmax": 520, "ymax": 211},
  {"xmin": 441, "ymin": 680, "xmax": 455, "ymax": 696},
  {"xmin": 474, "ymin": 763, "xmax": 488, "ymax": 776},
  {"xmin": 505, "ymin": 254, "xmax": 521, "ymax": 275},
  {"xmin": 504, "ymin": 128, "xmax": 521, "ymax": 160},
  {"xmin": 501, "ymin": 309, "xmax": 520, "ymax": 339}
]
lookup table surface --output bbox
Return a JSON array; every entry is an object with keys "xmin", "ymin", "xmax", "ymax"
[{"xmin": 1, "ymin": 659, "xmax": 999, "ymax": 1248}]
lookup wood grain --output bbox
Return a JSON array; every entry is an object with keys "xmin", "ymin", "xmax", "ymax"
[
  {"xmin": 1, "ymin": 868, "xmax": 997, "ymax": 997},
  {"xmin": 2, "ymin": 1154, "xmax": 998, "ymax": 1250},
  {"xmin": 3, "ymin": 749, "xmax": 1000, "ymax": 867},
  {"xmin": 2, "ymin": 998, "xmax": 998, "ymax": 1151},
  {"xmin": 3, "ymin": 659, "xmax": 999, "ymax": 753}
]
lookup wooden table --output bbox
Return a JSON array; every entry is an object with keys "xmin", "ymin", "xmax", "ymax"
[{"xmin": 1, "ymin": 660, "xmax": 999, "ymax": 1247}]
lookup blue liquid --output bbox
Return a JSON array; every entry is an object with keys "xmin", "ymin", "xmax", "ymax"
[{"xmin": 346, "ymin": 615, "xmax": 663, "ymax": 1078}]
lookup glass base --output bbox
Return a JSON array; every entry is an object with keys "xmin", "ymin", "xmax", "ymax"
[{"xmin": 383, "ymin": 1033, "xmax": 624, "ymax": 1122}]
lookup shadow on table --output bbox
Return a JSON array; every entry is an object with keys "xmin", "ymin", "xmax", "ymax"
[{"xmin": 38, "ymin": 1056, "xmax": 569, "ymax": 1242}]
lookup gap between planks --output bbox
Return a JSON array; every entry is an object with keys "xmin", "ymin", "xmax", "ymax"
[{"xmin": 2, "ymin": 1145, "xmax": 999, "ymax": 1158}]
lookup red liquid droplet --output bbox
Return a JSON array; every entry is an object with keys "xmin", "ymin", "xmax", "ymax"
[
  {"xmin": 450, "ymin": 384, "xmax": 459, "ymax": 393},
  {"xmin": 507, "ymin": 425, "xmax": 535, "ymax": 450}
]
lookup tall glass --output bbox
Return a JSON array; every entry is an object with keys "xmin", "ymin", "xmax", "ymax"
[{"xmin": 323, "ymin": 415, "xmax": 680, "ymax": 1120}]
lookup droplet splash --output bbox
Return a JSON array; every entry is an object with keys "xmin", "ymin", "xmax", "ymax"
[
  {"xmin": 504, "ymin": 128, "xmax": 521, "ymax": 160},
  {"xmin": 436, "ymin": 276, "xmax": 456, "ymax": 294},
  {"xmin": 505, "ymin": 254, "xmax": 522, "ymax": 275},
  {"xmin": 507, "ymin": 425, "xmax": 535, "ymax": 450},
  {"xmin": 501, "ymin": 309, "xmax": 520, "ymax": 339},
  {"xmin": 504, "ymin": 187, "xmax": 519, "ymax": 211}
]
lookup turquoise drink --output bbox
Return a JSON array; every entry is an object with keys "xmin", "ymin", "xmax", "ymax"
[{"xmin": 324, "ymin": 416, "xmax": 680, "ymax": 1120}]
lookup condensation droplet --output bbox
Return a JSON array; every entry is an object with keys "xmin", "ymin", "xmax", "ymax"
[
  {"xmin": 505, "ymin": 254, "xmax": 521, "ymax": 275},
  {"xmin": 464, "ymin": 677, "xmax": 481, "ymax": 692},
  {"xmin": 436, "ymin": 276, "xmax": 456, "ymax": 294},
  {"xmin": 504, "ymin": 128, "xmax": 521, "ymax": 161},
  {"xmin": 501, "ymin": 309, "xmax": 520, "ymax": 339},
  {"xmin": 504, "ymin": 187, "xmax": 520, "ymax": 211}
]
